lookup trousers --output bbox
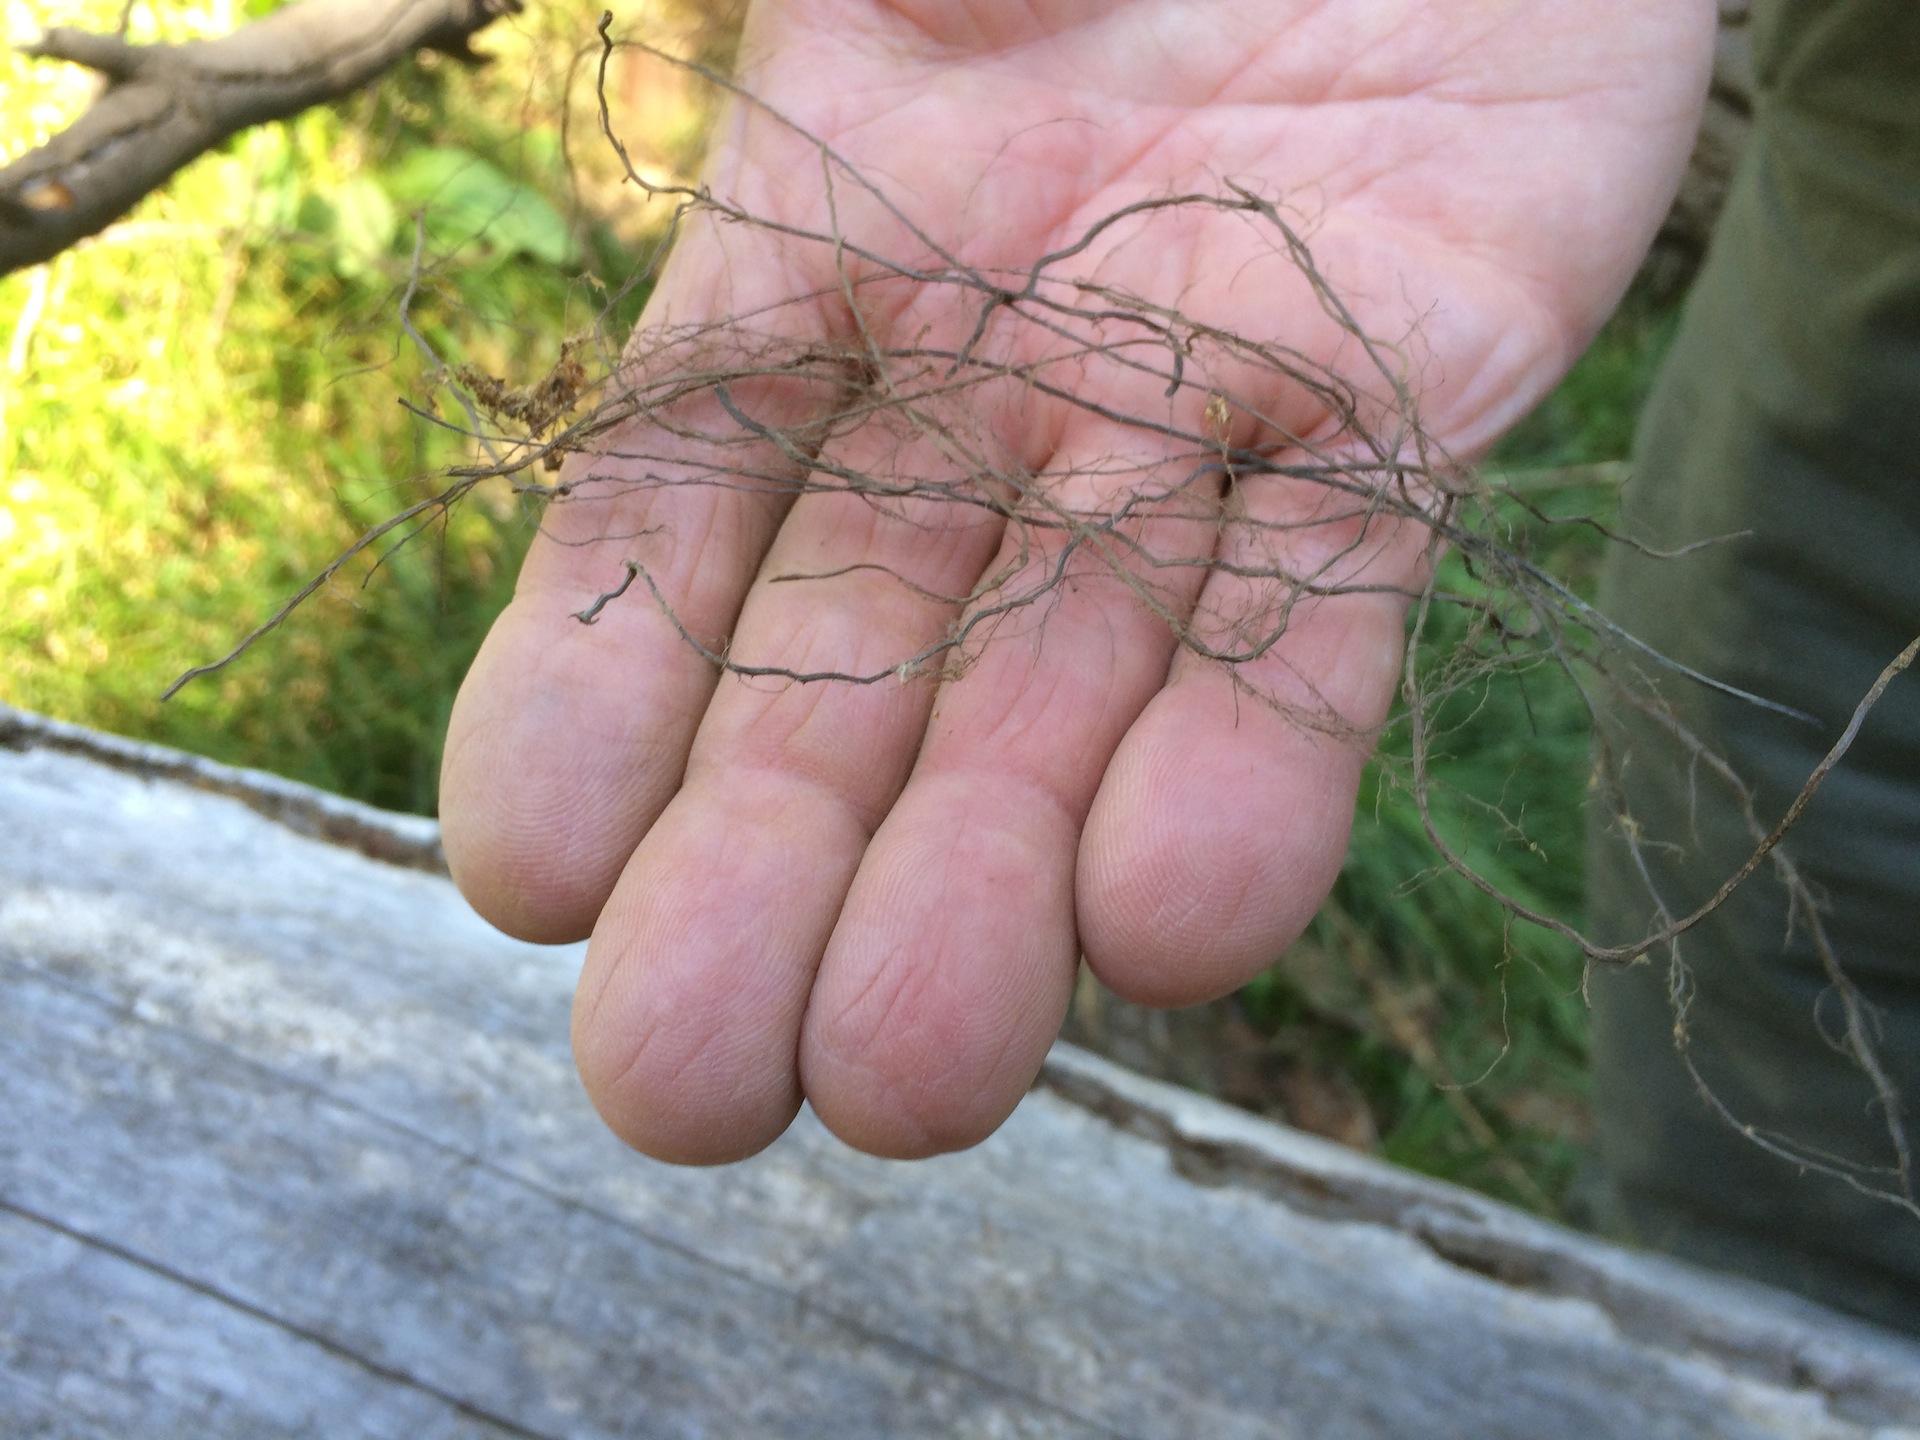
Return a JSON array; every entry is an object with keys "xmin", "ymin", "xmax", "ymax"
[{"xmin": 1584, "ymin": 0, "xmax": 1920, "ymax": 1333}]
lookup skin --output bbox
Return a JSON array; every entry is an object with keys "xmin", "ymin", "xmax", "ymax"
[{"xmin": 440, "ymin": 0, "xmax": 1717, "ymax": 1163}]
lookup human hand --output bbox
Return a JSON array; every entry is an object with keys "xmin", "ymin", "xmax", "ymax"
[{"xmin": 440, "ymin": 0, "xmax": 1714, "ymax": 1162}]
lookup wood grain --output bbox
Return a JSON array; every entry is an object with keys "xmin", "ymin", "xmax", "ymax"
[{"xmin": 3, "ymin": 706, "xmax": 1917, "ymax": 1440}]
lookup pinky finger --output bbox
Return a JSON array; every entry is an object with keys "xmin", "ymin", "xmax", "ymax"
[{"xmin": 1075, "ymin": 459, "xmax": 1429, "ymax": 1006}]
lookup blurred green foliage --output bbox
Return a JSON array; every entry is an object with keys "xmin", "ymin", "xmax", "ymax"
[
  {"xmin": 1, "ymin": 1, "xmax": 1680, "ymax": 1214},
  {"xmin": 1, "ymin": 0, "xmax": 663, "ymax": 811}
]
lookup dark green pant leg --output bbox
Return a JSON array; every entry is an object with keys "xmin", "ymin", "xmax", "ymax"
[{"xmin": 1585, "ymin": 0, "xmax": 1920, "ymax": 1334}]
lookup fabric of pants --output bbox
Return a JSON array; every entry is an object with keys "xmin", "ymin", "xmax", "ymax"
[{"xmin": 1584, "ymin": 0, "xmax": 1920, "ymax": 1334}]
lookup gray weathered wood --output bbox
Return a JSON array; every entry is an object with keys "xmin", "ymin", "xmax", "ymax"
[{"xmin": 3, "ymin": 706, "xmax": 1918, "ymax": 1440}]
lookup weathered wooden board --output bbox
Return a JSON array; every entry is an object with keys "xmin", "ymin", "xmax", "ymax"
[{"xmin": 3, "ymin": 706, "xmax": 1918, "ymax": 1440}]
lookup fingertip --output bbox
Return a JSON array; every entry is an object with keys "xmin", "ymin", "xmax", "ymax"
[
  {"xmin": 1077, "ymin": 684, "xmax": 1361, "ymax": 1008},
  {"xmin": 439, "ymin": 601, "xmax": 708, "ymax": 943},
  {"xmin": 798, "ymin": 779, "xmax": 1077, "ymax": 1159},
  {"xmin": 801, "ymin": 997, "xmax": 1039, "ymax": 1160},
  {"xmin": 565, "ymin": 780, "xmax": 874, "ymax": 1166},
  {"xmin": 440, "ymin": 769, "xmax": 614, "ymax": 946},
  {"xmin": 573, "ymin": 1016, "xmax": 802, "ymax": 1167},
  {"xmin": 803, "ymin": 1052, "xmax": 1005, "ymax": 1161},
  {"xmin": 569, "ymin": 922, "xmax": 806, "ymax": 1167}
]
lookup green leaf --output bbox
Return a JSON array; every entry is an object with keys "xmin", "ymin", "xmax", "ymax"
[
  {"xmin": 245, "ymin": 128, "xmax": 303, "ymax": 234},
  {"xmin": 381, "ymin": 147, "xmax": 578, "ymax": 267},
  {"xmin": 329, "ymin": 176, "xmax": 399, "ymax": 279}
]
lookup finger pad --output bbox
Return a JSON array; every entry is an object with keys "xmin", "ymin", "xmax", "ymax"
[
  {"xmin": 1078, "ymin": 688, "xmax": 1362, "ymax": 1006},
  {"xmin": 800, "ymin": 781, "xmax": 1078, "ymax": 1158},
  {"xmin": 441, "ymin": 606, "xmax": 708, "ymax": 942},
  {"xmin": 571, "ymin": 762, "xmax": 899, "ymax": 1164}
]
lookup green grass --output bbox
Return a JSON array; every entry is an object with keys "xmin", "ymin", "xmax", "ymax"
[{"xmin": 2, "ymin": 7, "xmax": 1685, "ymax": 1214}]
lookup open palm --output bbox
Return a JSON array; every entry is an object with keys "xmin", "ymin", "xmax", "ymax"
[{"xmin": 440, "ymin": 0, "xmax": 1713, "ymax": 1162}]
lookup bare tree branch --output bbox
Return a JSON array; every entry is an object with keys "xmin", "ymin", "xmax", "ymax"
[{"xmin": 0, "ymin": 0, "xmax": 523, "ymax": 276}]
